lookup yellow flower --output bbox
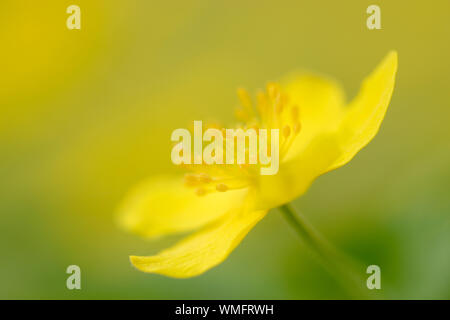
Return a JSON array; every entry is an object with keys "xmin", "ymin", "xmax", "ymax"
[{"xmin": 118, "ymin": 51, "xmax": 398, "ymax": 278}]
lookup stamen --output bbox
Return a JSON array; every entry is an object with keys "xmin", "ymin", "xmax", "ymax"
[
  {"xmin": 198, "ymin": 173, "xmax": 212, "ymax": 183},
  {"xmin": 256, "ymin": 91, "xmax": 268, "ymax": 123},
  {"xmin": 184, "ymin": 82, "xmax": 304, "ymax": 195},
  {"xmin": 216, "ymin": 183, "xmax": 229, "ymax": 192},
  {"xmin": 281, "ymin": 120, "xmax": 302, "ymax": 159},
  {"xmin": 281, "ymin": 93, "xmax": 289, "ymax": 106},
  {"xmin": 184, "ymin": 173, "xmax": 198, "ymax": 186},
  {"xmin": 291, "ymin": 105, "xmax": 299, "ymax": 121},
  {"xmin": 275, "ymin": 96, "xmax": 284, "ymax": 114},
  {"xmin": 235, "ymin": 107, "xmax": 250, "ymax": 121},
  {"xmin": 282, "ymin": 125, "xmax": 291, "ymax": 138},
  {"xmin": 267, "ymin": 83, "xmax": 279, "ymax": 101},
  {"xmin": 237, "ymin": 88, "xmax": 254, "ymax": 116}
]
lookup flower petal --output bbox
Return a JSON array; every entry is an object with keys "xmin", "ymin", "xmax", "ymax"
[
  {"xmin": 259, "ymin": 52, "xmax": 398, "ymax": 208},
  {"xmin": 257, "ymin": 133, "xmax": 343, "ymax": 209},
  {"xmin": 281, "ymin": 72, "xmax": 346, "ymax": 160},
  {"xmin": 130, "ymin": 208, "xmax": 267, "ymax": 278},
  {"xmin": 117, "ymin": 175, "xmax": 248, "ymax": 238},
  {"xmin": 330, "ymin": 51, "xmax": 398, "ymax": 170}
]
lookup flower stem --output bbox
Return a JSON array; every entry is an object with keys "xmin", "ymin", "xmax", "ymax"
[{"xmin": 279, "ymin": 203, "xmax": 373, "ymax": 299}]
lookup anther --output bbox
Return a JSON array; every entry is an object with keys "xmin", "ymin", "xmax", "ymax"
[
  {"xmin": 282, "ymin": 125, "xmax": 291, "ymax": 138},
  {"xmin": 198, "ymin": 173, "xmax": 212, "ymax": 183},
  {"xmin": 184, "ymin": 173, "xmax": 198, "ymax": 186},
  {"xmin": 216, "ymin": 183, "xmax": 229, "ymax": 192}
]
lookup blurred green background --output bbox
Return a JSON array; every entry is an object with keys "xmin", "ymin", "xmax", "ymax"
[{"xmin": 1, "ymin": 0, "xmax": 449, "ymax": 299}]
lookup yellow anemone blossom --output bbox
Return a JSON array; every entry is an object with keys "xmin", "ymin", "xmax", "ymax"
[{"xmin": 118, "ymin": 51, "xmax": 398, "ymax": 278}]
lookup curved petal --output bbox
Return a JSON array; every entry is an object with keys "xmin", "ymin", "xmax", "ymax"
[
  {"xmin": 330, "ymin": 51, "xmax": 398, "ymax": 170},
  {"xmin": 281, "ymin": 72, "xmax": 346, "ymax": 160},
  {"xmin": 117, "ymin": 175, "xmax": 248, "ymax": 238},
  {"xmin": 260, "ymin": 52, "xmax": 398, "ymax": 207},
  {"xmin": 130, "ymin": 207, "xmax": 267, "ymax": 278},
  {"xmin": 257, "ymin": 133, "xmax": 342, "ymax": 209}
]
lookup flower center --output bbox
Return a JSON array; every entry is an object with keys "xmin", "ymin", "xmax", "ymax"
[{"xmin": 183, "ymin": 83, "xmax": 302, "ymax": 196}]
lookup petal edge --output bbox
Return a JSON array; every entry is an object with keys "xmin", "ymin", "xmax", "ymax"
[
  {"xmin": 130, "ymin": 208, "xmax": 267, "ymax": 278},
  {"xmin": 330, "ymin": 51, "xmax": 398, "ymax": 170}
]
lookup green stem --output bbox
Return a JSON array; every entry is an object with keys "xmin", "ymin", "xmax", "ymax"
[{"xmin": 279, "ymin": 203, "xmax": 373, "ymax": 299}]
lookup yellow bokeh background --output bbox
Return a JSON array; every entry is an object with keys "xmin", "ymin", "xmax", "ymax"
[{"xmin": 1, "ymin": 0, "xmax": 449, "ymax": 299}]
